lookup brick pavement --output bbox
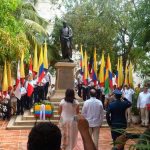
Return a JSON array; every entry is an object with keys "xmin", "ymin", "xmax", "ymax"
[{"xmin": 0, "ymin": 120, "xmax": 145, "ymax": 150}]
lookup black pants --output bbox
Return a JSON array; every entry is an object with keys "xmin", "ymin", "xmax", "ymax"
[
  {"xmin": 82, "ymin": 87, "xmax": 89, "ymax": 101},
  {"xmin": 34, "ymin": 87, "xmax": 39, "ymax": 103},
  {"xmin": 44, "ymin": 82, "xmax": 49, "ymax": 99},
  {"xmin": 38, "ymin": 86, "xmax": 44, "ymax": 101},
  {"xmin": 77, "ymin": 84, "xmax": 82, "ymax": 97},
  {"xmin": 25, "ymin": 95, "xmax": 33, "ymax": 109},
  {"xmin": 17, "ymin": 96, "xmax": 25, "ymax": 115}
]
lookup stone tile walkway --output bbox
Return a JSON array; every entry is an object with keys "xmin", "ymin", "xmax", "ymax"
[{"xmin": 0, "ymin": 120, "xmax": 145, "ymax": 150}]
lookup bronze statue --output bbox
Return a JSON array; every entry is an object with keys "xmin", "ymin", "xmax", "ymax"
[{"xmin": 60, "ymin": 22, "xmax": 73, "ymax": 62}]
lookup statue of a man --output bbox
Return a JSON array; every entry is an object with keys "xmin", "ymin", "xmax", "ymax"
[{"xmin": 60, "ymin": 22, "xmax": 73, "ymax": 62}]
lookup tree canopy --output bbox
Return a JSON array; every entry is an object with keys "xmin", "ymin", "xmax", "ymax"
[
  {"xmin": 51, "ymin": 0, "xmax": 150, "ymax": 76},
  {"xmin": 0, "ymin": 0, "xmax": 29, "ymax": 64}
]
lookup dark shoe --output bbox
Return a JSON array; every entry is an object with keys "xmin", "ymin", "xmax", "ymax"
[{"xmin": 69, "ymin": 58, "xmax": 73, "ymax": 62}]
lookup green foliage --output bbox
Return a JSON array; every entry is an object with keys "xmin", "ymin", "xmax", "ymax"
[
  {"xmin": 131, "ymin": 91, "xmax": 140, "ymax": 115},
  {"xmin": 16, "ymin": 2, "xmax": 49, "ymax": 47},
  {"xmin": 64, "ymin": 1, "xmax": 117, "ymax": 52},
  {"xmin": 51, "ymin": 0, "xmax": 149, "ymax": 76},
  {"xmin": 0, "ymin": 0, "xmax": 29, "ymax": 64},
  {"xmin": 49, "ymin": 18, "xmax": 64, "ymax": 62}
]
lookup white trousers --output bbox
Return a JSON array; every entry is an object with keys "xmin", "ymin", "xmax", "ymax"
[
  {"xmin": 140, "ymin": 108, "xmax": 149, "ymax": 126},
  {"xmin": 89, "ymin": 127, "xmax": 100, "ymax": 150}
]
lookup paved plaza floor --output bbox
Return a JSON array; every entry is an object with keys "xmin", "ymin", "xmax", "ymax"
[{"xmin": 0, "ymin": 120, "xmax": 146, "ymax": 150}]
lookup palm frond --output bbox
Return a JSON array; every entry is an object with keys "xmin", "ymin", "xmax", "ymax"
[
  {"xmin": 24, "ymin": 19, "xmax": 48, "ymax": 35},
  {"xmin": 21, "ymin": 8, "xmax": 49, "ymax": 27},
  {"xmin": 22, "ymin": 2, "xmax": 36, "ymax": 11},
  {"xmin": 20, "ymin": 3, "xmax": 49, "ymax": 27}
]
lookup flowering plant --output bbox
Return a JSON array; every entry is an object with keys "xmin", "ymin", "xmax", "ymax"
[{"xmin": 34, "ymin": 101, "xmax": 54, "ymax": 119}]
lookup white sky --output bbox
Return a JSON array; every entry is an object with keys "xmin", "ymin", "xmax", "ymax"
[{"xmin": 35, "ymin": 0, "xmax": 65, "ymax": 21}]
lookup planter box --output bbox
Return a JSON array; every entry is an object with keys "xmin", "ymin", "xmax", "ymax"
[
  {"xmin": 131, "ymin": 115, "xmax": 140, "ymax": 124},
  {"xmin": 34, "ymin": 102, "xmax": 54, "ymax": 119}
]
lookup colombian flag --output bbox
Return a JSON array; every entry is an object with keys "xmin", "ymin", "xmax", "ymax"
[
  {"xmin": 104, "ymin": 56, "xmax": 109, "ymax": 95},
  {"xmin": 92, "ymin": 48, "xmax": 97, "ymax": 85},
  {"xmin": 129, "ymin": 61, "xmax": 133, "ymax": 87},
  {"xmin": 124, "ymin": 61, "xmax": 128, "ymax": 85},
  {"xmin": 80, "ymin": 45, "xmax": 84, "ymax": 73},
  {"xmin": 83, "ymin": 50, "xmax": 88, "ymax": 85},
  {"xmin": 2, "ymin": 61, "xmax": 8, "ymax": 93},
  {"xmin": 116, "ymin": 58, "xmax": 119, "ymax": 87},
  {"xmin": 33, "ymin": 43, "xmax": 38, "ymax": 74},
  {"xmin": 43, "ymin": 40, "xmax": 48, "ymax": 70},
  {"xmin": 119, "ymin": 57, "xmax": 124, "ymax": 87},
  {"xmin": 38, "ymin": 47, "xmax": 45, "ymax": 83},
  {"xmin": 99, "ymin": 51, "xmax": 105, "ymax": 87},
  {"xmin": 107, "ymin": 54, "xmax": 113, "ymax": 89}
]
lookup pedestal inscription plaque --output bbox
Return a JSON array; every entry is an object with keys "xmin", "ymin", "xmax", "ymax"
[
  {"xmin": 58, "ymin": 68, "xmax": 74, "ymax": 89},
  {"xmin": 55, "ymin": 62, "xmax": 76, "ymax": 92}
]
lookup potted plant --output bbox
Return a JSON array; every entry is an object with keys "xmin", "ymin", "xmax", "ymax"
[{"xmin": 131, "ymin": 93, "xmax": 140, "ymax": 124}]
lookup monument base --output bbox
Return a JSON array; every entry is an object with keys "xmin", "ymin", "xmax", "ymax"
[{"xmin": 51, "ymin": 62, "xmax": 81, "ymax": 101}]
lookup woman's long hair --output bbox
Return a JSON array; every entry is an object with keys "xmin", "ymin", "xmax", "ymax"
[{"xmin": 64, "ymin": 89, "xmax": 75, "ymax": 103}]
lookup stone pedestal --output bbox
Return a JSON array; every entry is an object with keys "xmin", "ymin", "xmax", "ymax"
[{"xmin": 51, "ymin": 62, "xmax": 76, "ymax": 101}]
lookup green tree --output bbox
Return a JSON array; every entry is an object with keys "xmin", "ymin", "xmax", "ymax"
[{"xmin": 0, "ymin": 0, "xmax": 29, "ymax": 64}]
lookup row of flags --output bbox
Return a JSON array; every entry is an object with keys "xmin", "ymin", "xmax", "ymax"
[
  {"xmin": 2, "ymin": 41, "xmax": 49, "ymax": 99},
  {"xmin": 79, "ymin": 46, "xmax": 134, "ymax": 94}
]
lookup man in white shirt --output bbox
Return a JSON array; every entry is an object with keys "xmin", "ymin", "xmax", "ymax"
[
  {"xmin": 82, "ymin": 89, "xmax": 104, "ymax": 150},
  {"xmin": 25, "ymin": 74, "xmax": 34, "ymax": 109},
  {"xmin": 17, "ymin": 84, "xmax": 27, "ymax": 115},
  {"xmin": 122, "ymin": 85, "xmax": 135, "ymax": 124},
  {"xmin": 137, "ymin": 86, "xmax": 150, "ymax": 127},
  {"xmin": 77, "ymin": 72, "xmax": 83, "ymax": 97},
  {"xmin": 44, "ymin": 72, "xmax": 51, "ymax": 100}
]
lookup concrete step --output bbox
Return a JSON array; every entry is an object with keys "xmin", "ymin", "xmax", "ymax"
[
  {"xmin": 7, "ymin": 114, "xmax": 108, "ymax": 130},
  {"xmin": 14, "ymin": 115, "xmax": 58, "ymax": 126},
  {"xmin": 6, "ymin": 101, "xmax": 108, "ymax": 130},
  {"xmin": 7, "ymin": 116, "xmax": 33, "ymax": 130},
  {"xmin": 23, "ymin": 114, "xmax": 60, "ymax": 121}
]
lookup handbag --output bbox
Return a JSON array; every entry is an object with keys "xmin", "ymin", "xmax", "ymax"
[{"xmin": 146, "ymin": 104, "xmax": 150, "ymax": 110}]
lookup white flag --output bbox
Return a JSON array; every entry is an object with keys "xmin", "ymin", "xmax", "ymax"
[{"xmin": 14, "ymin": 61, "xmax": 21, "ymax": 100}]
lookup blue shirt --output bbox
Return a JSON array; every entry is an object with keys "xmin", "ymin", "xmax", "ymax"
[{"xmin": 106, "ymin": 98, "xmax": 131, "ymax": 128}]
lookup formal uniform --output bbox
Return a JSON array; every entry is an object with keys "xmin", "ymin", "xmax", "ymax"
[{"xmin": 106, "ymin": 89, "xmax": 131, "ymax": 147}]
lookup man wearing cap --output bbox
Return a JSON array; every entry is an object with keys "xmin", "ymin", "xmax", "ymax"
[{"xmin": 106, "ymin": 89, "xmax": 131, "ymax": 148}]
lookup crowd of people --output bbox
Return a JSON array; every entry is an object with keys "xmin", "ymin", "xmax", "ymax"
[
  {"xmin": 27, "ymin": 85, "xmax": 150, "ymax": 150},
  {"xmin": 0, "ymin": 70, "xmax": 150, "ymax": 150},
  {"xmin": 0, "ymin": 72, "xmax": 52, "ymax": 120},
  {"xmin": 74, "ymin": 72, "xmax": 150, "ymax": 149}
]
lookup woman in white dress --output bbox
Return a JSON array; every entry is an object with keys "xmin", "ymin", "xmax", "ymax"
[{"xmin": 59, "ymin": 89, "xmax": 79, "ymax": 150}]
